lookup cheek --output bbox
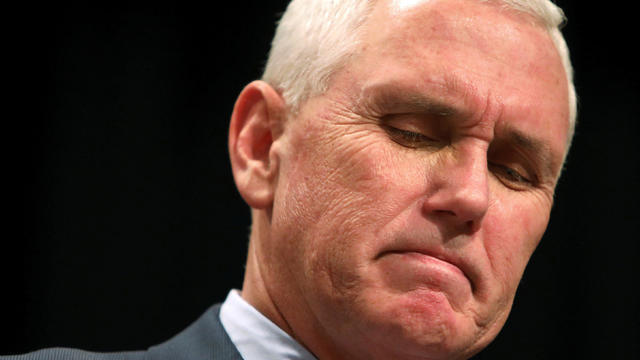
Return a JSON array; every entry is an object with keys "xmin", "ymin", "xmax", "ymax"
[
  {"xmin": 273, "ymin": 127, "xmax": 423, "ymax": 290},
  {"xmin": 483, "ymin": 197, "xmax": 549, "ymax": 293},
  {"xmin": 284, "ymin": 126, "xmax": 409, "ymax": 222}
]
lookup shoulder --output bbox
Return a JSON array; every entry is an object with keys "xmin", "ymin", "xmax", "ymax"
[
  {"xmin": 146, "ymin": 303, "xmax": 242, "ymax": 360},
  {"xmin": 2, "ymin": 303, "xmax": 241, "ymax": 360},
  {"xmin": 0, "ymin": 348, "xmax": 145, "ymax": 360}
]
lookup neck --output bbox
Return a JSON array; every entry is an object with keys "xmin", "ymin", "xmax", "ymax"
[{"xmin": 240, "ymin": 210, "xmax": 365, "ymax": 360}]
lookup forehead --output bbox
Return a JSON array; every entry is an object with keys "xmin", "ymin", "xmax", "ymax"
[
  {"xmin": 342, "ymin": 0, "xmax": 570, "ymax": 168},
  {"xmin": 361, "ymin": 0, "xmax": 569, "ymax": 98}
]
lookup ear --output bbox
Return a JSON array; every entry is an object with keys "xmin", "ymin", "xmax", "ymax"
[{"xmin": 228, "ymin": 80, "xmax": 286, "ymax": 210}]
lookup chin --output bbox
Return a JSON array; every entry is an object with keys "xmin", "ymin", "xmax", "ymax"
[{"xmin": 364, "ymin": 289, "xmax": 501, "ymax": 360}]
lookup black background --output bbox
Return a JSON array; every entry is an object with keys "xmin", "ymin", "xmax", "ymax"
[{"xmin": 2, "ymin": 1, "xmax": 638, "ymax": 359}]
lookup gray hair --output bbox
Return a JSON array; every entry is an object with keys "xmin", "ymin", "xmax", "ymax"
[{"xmin": 262, "ymin": 0, "xmax": 577, "ymax": 150}]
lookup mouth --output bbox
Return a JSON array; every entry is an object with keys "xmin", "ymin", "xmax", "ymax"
[{"xmin": 376, "ymin": 248, "xmax": 476, "ymax": 294}]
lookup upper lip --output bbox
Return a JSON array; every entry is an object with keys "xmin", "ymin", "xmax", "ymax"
[{"xmin": 377, "ymin": 244, "xmax": 479, "ymax": 292}]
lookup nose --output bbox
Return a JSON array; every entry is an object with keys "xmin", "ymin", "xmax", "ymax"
[{"xmin": 423, "ymin": 146, "xmax": 490, "ymax": 232}]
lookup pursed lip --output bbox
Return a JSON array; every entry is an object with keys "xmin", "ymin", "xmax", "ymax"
[{"xmin": 376, "ymin": 246, "xmax": 478, "ymax": 293}]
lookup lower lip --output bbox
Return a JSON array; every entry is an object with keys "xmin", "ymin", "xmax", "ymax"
[{"xmin": 378, "ymin": 251, "xmax": 472, "ymax": 301}]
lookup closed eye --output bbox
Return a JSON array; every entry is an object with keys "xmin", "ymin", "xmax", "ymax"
[
  {"xmin": 488, "ymin": 162, "xmax": 535, "ymax": 190},
  {"xmin": 383, "ymin": 126, "xmax": 440, "ymax": 149}
]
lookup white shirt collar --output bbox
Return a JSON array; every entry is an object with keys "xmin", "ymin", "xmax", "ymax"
[{"xmin": 219, "ymin": 290, "xmax": 317, "ymax": 360}]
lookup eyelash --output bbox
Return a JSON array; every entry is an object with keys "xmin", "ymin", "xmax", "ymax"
[
  {"xmin": 385, "ymin": 126, "xmax": 535, "ymax": 188},
  {"xmin": 489, "ymin": 163, "xmax": 534, "ymax": 188},
  {"xmin": 384, "ymin": 126, "xmax": 438, "ymax": 148}
]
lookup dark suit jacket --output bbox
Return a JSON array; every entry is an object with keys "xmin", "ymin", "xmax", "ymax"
[{"xmin": 1, "ymin": 304, "xmax": 243, "ymax": 360}]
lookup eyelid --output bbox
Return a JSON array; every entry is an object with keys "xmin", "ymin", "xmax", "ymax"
[
  {"xmin": 383, "ymin": 125, "xmax": 439, "ymax": 149},
  {"xmin": 488, "ymin": 162, "xmax": 537, "ymax": 190},
  {"xmin": 487, "ymin": 140, "xmax": 544, "ymax": 189},
  {"xmin": 380, "ymin": 112, "xmax": 444, "ymax": 144}
]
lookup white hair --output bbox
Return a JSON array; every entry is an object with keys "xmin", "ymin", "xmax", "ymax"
[
  {"xmin": 262, "ymin": 0, "xmax": 577, "ymax": 149},
  {"xmin": 262, "ymin": 0, "xmax": 374, "ymax": 110}
]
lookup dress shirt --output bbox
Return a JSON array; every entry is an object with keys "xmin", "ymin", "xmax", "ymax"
[{"xmin": 220, "ymin": 290, "xmax": 317, "ymax": 360}]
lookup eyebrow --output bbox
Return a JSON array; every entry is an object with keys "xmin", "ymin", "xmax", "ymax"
[{"xmin": 358, "ymin": 83, "xmax": 462, "ymax": 118}]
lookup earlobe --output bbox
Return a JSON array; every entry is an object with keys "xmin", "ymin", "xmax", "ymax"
[{"xmin": 228, "ymin": 81, "xmax": 286, "ymax": 210}]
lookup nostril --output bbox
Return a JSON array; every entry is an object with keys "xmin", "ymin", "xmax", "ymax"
[
  {"xmin": 435, "ymin": 209, "xmax": 456, "ymax": 217},
  {"xmin": 465, "ymin": 220, "xmax": 478, "ymax": 233}
]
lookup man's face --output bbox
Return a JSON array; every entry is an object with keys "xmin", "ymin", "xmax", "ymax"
[{"xmin": 261, "ymin": 0, "xmax": 570, "ymax": 358}]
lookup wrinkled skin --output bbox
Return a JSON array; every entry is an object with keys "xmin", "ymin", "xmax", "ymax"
[{"xmin": 232, "ymin": 0, "xmax": 570, "ymax": 359}]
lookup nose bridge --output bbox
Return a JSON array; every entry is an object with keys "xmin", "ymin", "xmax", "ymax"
[
  {"xmin": 455, "ymin": 148, "xmax": 489, "ymax": 218},
  {"xmin": 427, "ymin": 143, "xmax": 490, "ymax": 228}
]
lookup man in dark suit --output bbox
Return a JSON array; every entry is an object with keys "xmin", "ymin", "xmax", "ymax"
[{"xmin": 3, "ymin": 0, "xmax": 576, "ymax": 359}]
